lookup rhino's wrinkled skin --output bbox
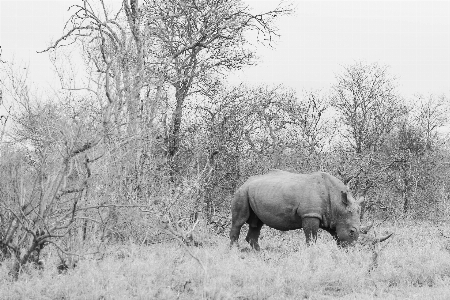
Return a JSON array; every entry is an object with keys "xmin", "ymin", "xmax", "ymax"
[{"xmin": 230, "ymin": 170, "xmax": 364, "ymax": 250}]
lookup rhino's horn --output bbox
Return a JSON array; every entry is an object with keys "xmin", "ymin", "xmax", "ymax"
[
  {"xmin": 360, "ymin": 222, "xmax": 374, "ymax": 234},
  {"xmin": 375, "ymin": 232, "xmax": 393, "ymax": 243}
]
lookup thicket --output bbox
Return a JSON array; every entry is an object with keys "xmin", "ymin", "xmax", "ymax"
[{"xmin": 0, "ymin": 0, "xmax": 449, "ymax": 278}]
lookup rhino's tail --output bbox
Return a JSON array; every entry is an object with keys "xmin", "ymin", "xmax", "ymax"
[
  {"xmin": 231, "ymin": 186, "xmax": 251, "ymax": 223},
  {"xmin": 237, "ymin": 186, "xmax": 261, "ymax": 227}
]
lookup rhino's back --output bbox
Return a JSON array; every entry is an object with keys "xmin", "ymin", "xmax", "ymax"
[{"xmin": 243, "ymin": 170, "xmax": 330, "ymax": 230}]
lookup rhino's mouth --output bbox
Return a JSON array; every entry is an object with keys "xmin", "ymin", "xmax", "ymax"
[
  {"xmin": 335, "ymin": 231, "xmax": 359, "ymax": 247},
  {"xmin": 336, "ymin": 239, "xmax": 355, "ymax": 247}
]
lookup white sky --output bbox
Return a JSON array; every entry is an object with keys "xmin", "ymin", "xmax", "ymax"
[{"xmin": 1, "ymin": 0, "xmax": 450, "ymax": 99}]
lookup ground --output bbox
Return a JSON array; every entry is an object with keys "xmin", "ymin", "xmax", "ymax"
[{"xmin": 1, "ymin": 220, "xmax": 449, "ymax": 299}]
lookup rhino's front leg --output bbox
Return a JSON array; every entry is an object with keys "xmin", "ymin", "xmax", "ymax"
[{"xmin": 302, "ymin": 217, "xmax": 320, "ymax": 246}]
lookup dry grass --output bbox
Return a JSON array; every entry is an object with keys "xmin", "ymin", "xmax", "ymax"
[{"xmin": 1, "ymin": 221, "xmax": 450, "ymax": 299}]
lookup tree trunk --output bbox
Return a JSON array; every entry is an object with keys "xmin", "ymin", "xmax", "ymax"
[
  {"xmin": 167, "ymin": 80, "xmax": 189, "ymax": 172},
  {"xmin": 9, "ymin": 240, "xmax": 38, "ymax": 280},
  {"xmin": 402, "ymin": 190, "xmax": 409, "ymax": 214}
]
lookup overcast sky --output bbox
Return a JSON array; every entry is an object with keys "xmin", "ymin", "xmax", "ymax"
[{"xmin": 1, "ymin": 0, "xmax": 450, "ymax": 99}]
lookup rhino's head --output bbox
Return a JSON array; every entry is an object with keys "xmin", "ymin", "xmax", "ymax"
[{"xmin": 334, "ymin": 191, "xmax": 363, "ymax": 246}]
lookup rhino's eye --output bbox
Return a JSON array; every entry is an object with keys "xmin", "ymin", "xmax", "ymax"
[{"xmin": 349, "ymin": 228, "xmax": 357, "ymax": 236}]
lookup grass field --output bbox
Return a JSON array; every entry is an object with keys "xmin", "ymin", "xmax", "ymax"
[{"xmin": 1, "ymin": 220, "xmax": 450, "ymax": 299}]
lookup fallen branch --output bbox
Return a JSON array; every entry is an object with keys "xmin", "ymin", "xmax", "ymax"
[{"xmin": 158, "ymin": 218, "xmax": 206, "ymax": 273}]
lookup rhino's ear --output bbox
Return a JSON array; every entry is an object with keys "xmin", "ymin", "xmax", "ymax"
[{"xmin": 341, "ymin": 191, "xmax": 350, "ymax": 206}]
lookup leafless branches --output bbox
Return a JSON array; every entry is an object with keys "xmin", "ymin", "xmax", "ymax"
[{"xmin": 333, "ymin": 62, "xmax": 406, "ymax": 154}]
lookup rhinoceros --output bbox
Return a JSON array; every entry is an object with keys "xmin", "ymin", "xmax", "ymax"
[{"xmin": 230, "ymin": 170, "xmax": 376, "ymax": 250}]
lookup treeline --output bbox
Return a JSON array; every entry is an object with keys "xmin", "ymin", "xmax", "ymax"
[{"xmin": 0, "ymin": 0, "xmax": 449, "ymax": 277}]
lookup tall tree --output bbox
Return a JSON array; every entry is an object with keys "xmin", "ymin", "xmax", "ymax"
[
  {"xmin": 141, "ymin": 0, "xmax": 291, "ymax": 165},
  {"xmin": 41, "ymin": 0, "xmax": 148, "ymax": 138}
]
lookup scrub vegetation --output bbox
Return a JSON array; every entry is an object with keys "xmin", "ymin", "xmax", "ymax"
[{"xmin": 0, "ymin": 0, "xmax": 449, "ymax": 299}]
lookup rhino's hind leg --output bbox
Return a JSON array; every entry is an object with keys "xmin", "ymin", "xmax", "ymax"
[
  {"xmin": 230, "ymin": 221, "xmax": 245, "ymax": 248},
  {"xmin": 230, "ymin": 190, "xmax": 250, "ymax": 248},
  {"xmin": 302, "ymin": 217, "xmax": 320, "ymax": 246},
  {"xmin": 245, "ymin": 212, "xmax": 263, "ymax": 251},
  {"xmin": 230, "ymin": 218, "xmax": 246, "ymax": 248}
]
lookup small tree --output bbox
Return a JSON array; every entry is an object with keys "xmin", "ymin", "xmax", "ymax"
[
  {"xmin": 331, "ymin": 62, "xmax": 407, "ymax": 217},
  {"xmin": 0, "ymin": 64, "xmax": 101, "ymax": 278},
  {"xmin": 385, "ymin": 121, "xmax": 427, "ymax": 213},
  {"xmin": 332, "ymin": 62, "xmax": 406, "ymax": 154},
  {"xmin": 414, "ymin": 94, "xmax": 449, "ymax": 150},
  {"xmin": 384, "ymin": 94, "xmax": 449, "ymax": 215}
]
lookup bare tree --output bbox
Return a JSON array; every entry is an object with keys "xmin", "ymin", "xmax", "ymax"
[
  {"xmin": 40, "ymin": 0, "xmax": 157, "ymax": 142},
  {"xmin": 386, "ymin": 94, "xmax": 449, "ymax": 214},
  {"xmin": 414, "ymin": 94, "xmax": 449, "ymax": 150},
  {"xmin": 332, "ymin": 62, "xmax": 406, "ymax": 154},
  {"xmin": 330, "ymin": 62, "xmax": 408, "ymax": 218},
  {"xmin": 142, "ymin": 0, "xmax": 292, "ymax": 169},
  {"xmin": 0, "ymin": 65, "xmax": 100, "ymax": 278},
  {"xmin": 387, "ymin": 121, "xmax": 426, "ymax": 213}
]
